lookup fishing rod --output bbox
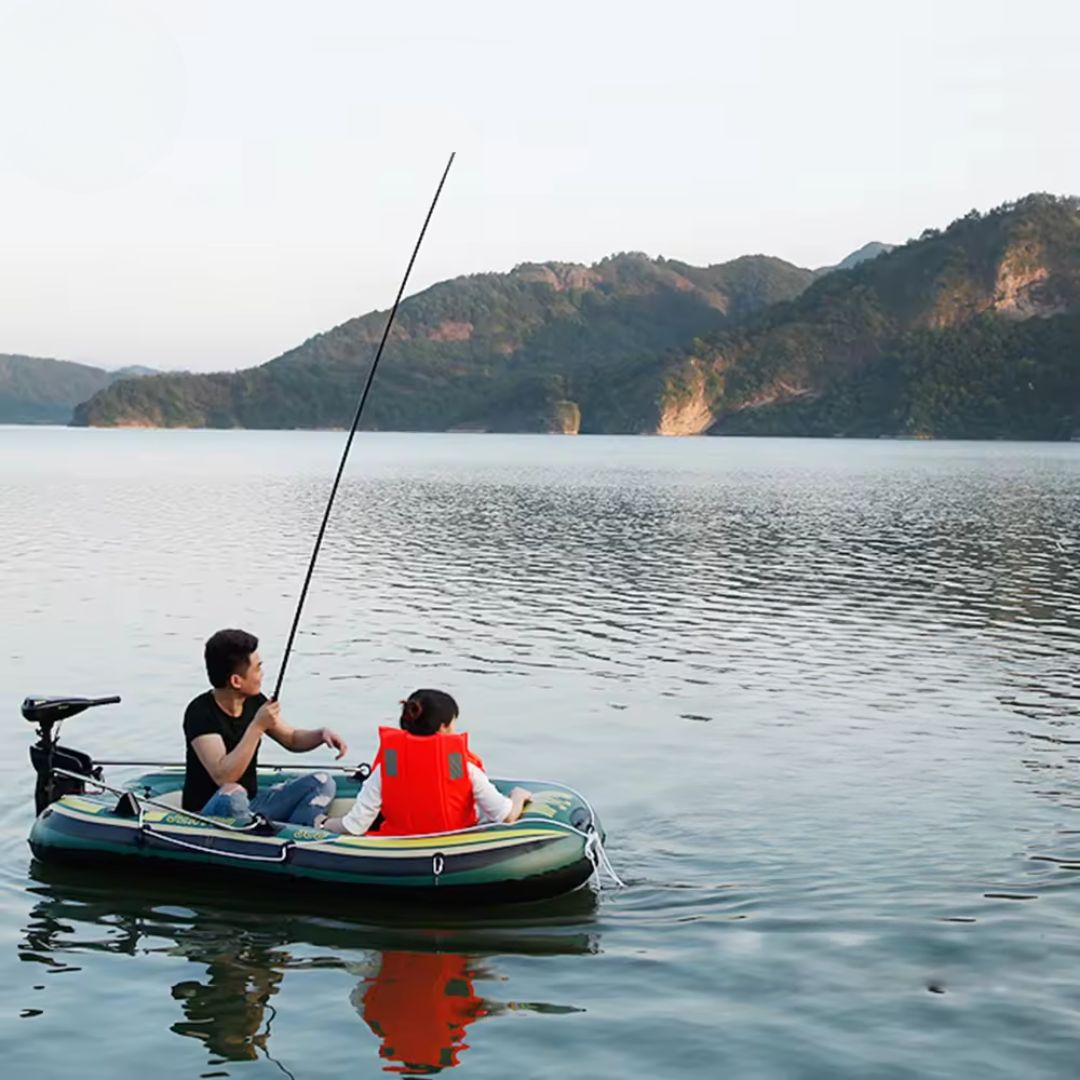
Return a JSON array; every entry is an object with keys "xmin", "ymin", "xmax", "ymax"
[{"xmin": 272, "ymin": 152, "xmax": 455, "ymax": 702}]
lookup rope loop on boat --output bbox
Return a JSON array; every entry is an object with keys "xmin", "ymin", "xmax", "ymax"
[
  {"xmin": 521, "ymin": 775, "xmax": 627, "ymax": 890},
  {"xmin": 585, "ymin": 830, "xmax": 627, "ymax": 889},
  {"xmin": 141, "ymin": 826, "xmax": 296, "ymax": 863}
]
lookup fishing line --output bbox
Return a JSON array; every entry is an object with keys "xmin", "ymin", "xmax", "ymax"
[{"xmin": 272, "ymin": 153, "xmax": 456, "ymax": 701}]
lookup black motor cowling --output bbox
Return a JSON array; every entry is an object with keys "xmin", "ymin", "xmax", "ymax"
[{"xmin": 22, "ymin": 696, "xmax": 120, "ymax": 726}]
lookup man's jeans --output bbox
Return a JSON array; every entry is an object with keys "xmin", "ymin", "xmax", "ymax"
[{"xmin": 200, "ymin": 772, "xmax": 336, "ymax": 827}]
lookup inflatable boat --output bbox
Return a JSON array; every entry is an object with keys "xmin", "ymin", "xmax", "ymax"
[{"xmin": 25, "ymin": 696, "xmax": 607, "ymax": 905}]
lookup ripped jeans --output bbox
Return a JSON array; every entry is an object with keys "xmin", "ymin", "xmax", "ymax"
[{"xmin": 200, "ymin": 772, "xmax": 336, "ymax": 827}]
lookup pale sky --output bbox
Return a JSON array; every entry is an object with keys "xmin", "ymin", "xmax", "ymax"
[{"xmin": 0, "ymin": 0, "xmax": 1077, "ymax": 372}]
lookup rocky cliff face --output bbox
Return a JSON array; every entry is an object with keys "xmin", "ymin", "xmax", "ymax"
[
  {"xmin": 991, "ymin": 254, "xmax": 1059, "ymax": 319},
  {"xmin": 924, "ymin": 241, "xmax": 1064, "ymax": 328},
  {"xmin": 512, "ymin": 263, "xmax": 601, "ymax": 292},
  {"xmin": 548, "ymin": 400, "xmax": 581, "ymax": 434},
  {"xmin": 655, "ymin": 361, "xmax": 715, "ymax": 435}
]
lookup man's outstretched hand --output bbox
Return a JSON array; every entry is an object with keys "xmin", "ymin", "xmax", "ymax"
[{"xmin": 321, "ymin": 727, "xmax": 348, "ymax": 759}]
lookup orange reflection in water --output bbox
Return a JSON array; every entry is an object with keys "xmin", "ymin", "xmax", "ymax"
[{"xmin": 360, "ymin": 951, "xmax": 489, "ymax": 1075}]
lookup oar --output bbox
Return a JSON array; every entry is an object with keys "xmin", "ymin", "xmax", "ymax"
[{"xmin": 94, "ymin": 760, "xmax": 368, "ymax": 773}]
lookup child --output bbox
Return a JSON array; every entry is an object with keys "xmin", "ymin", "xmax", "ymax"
[{"xmin": 315, "ymin": 689, "xmax": 531, "ymax": 835}]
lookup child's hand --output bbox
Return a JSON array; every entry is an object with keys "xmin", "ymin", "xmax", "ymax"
[{"xmin": 504, "ymin": 787, "xmax": 533, "ymax": 824}]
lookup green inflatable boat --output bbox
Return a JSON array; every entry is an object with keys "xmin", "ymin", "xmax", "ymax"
[{"xmin": 25, "ymin": 696, "xmax": 607, "ymax": 905}]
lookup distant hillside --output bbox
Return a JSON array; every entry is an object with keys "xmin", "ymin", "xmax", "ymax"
[
  {"xmin": 617, "ymin": 194, "xmax": 1080, "ymax": 438},
  {"xmin": 0, "ymin": 354, "xmax": 114, "ymax": 424},
  {"xmin": 713, "ymin": 308, "xmax": 1080, "ymax": 439},
  {"xmin": 114, "ymin": 365, "xmax": 160, "ymax": 378},
  {"xmin": 67, "ymin": 195, "xmax": 1080, "ymax": 438},
  {"xmin": 824, "ymin": 241, "xmax": 895, "ymax": 273},
  {"xmin": 0, "ymin": 356, "xmax": 157, "ymax": 424},
  {"xmin": 72, "ymin": 253, "xmax": 816, "ymax": 431}
]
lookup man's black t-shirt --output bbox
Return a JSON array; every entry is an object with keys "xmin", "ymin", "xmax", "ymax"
[{"xmin": 182, "ymin": 691, "xmax": 267, "ymax": 811}]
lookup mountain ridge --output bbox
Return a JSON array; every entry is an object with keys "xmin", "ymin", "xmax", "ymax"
[
  {"xmin": 8, "ymin": 201, "xmax": 1080, "ymax": 440},
  {"xmin": 0, "ymin": 355, "xmax": 159, "ymax": 424},
  {"xmin": 72, "ymin": 251, "xmax": 818, "ymax": 431},
  {"xmin": 0, "ymin": 354, "xmax": 116, "ymax": 424},
  {"xmin": 634, "ymin": 194, "xmax": 1080, "ymax": 439}
]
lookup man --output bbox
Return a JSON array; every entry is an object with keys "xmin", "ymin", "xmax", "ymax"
[{"xmin": 182, "ymin": 628, "xmax": 348, "ymax": 826}]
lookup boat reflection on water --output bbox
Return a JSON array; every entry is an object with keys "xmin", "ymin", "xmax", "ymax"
[
  {"xmin": 168, "ymin": 932, "xmax": 288, "ymax": 1065},
  {"xmin": 20, "ymin": 862, "xmax": 597, "ymax": 1076}
]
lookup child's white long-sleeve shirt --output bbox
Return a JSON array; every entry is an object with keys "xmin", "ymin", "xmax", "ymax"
[{"xmin": 340, "ymin": 763, "xmax": 513, "ymax": 835}]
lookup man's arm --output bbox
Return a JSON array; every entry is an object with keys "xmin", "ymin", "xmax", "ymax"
[
  {"xmin": 264, "ymin": 712, "xmax": 349, "ymax": 758},
  {"xmin": 191, "ymin": 701, "xmax": 277, "ymax": 787}
]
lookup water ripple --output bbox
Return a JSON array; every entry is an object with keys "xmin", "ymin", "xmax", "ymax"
[{"xmin": 1, "ymin": 431, "xmax": 1080, "ymax": 1077}]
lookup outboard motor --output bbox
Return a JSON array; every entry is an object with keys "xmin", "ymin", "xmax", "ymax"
[{"xmin": 25, "ymin": 696, "xmax": 118, "ymax": 814}]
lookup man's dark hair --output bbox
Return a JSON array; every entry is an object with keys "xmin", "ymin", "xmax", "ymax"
[
  {"xmin": 205, "ymin": 629, "xmax": 258, "ymax": 689},
  {"xmin": 399, "ymin": 689, "xmax": 459, "ymax": 736}
]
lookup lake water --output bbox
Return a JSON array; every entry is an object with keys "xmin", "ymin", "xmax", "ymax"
[{"xmin": 1, "ymin": 428, "xmax": 1079, "ymax": 1078}]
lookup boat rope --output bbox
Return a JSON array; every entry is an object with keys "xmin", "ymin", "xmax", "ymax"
[
  {"xmin": 137, "ymin": 816, "xmax": 358, "ymax": 860},
  {"xmin": 520, "ymin": 777, "xmax": 627, "ymax": 889},
  {"xmin": 123, "ymin": 779, "xmax": 311, "ymax": 863},
  {"xmin": 142, "ymin": 828, "xmax": 295, "ymax": 862},
  {"xmin": 585, "ymin": 831, "xmax": 627, "ymax": 889}
]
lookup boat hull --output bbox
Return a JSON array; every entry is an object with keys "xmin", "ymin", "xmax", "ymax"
[{"xmin": 29, "ymin": 770, "xmax": 600, "ymax": 906}]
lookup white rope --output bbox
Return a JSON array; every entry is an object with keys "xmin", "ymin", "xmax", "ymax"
[
  {"xmin": 585, "ymin": 831, "xmax": 627, "ymax": 889},
  {"xmin": 144, "ymin": 829, "xmax": 293, "ymax": 862},
  {"xmin": 520, "ymin": 776, "xmax": 626, "ymax": 889}
]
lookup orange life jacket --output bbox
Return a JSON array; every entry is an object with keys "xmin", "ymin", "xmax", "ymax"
[{"xmin": 372, "ymin": 726, "xmax": 485, "ymax": 836}]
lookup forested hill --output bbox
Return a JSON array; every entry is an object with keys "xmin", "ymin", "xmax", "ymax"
[
  {"xmin": 0, "ymin": 356, "xmax": 160, "ymax": 424},
  {"xmin": 605, "ymin": 194, "xmax": 1080, "ymax": 438},
  {"xmin": 0, "ymin": 354, "xmax": 115, "ymax": 424},
  {"xmin": 68, "ymin": 195, "xmax": 1080, "ymax": 438},
  {"xmin": 71, "ymin": 253, "xmax": 816, "ymax": 431},
  {"xmin": 821, "ymin": 241, "xmax": 894, "ymax": 273}
]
